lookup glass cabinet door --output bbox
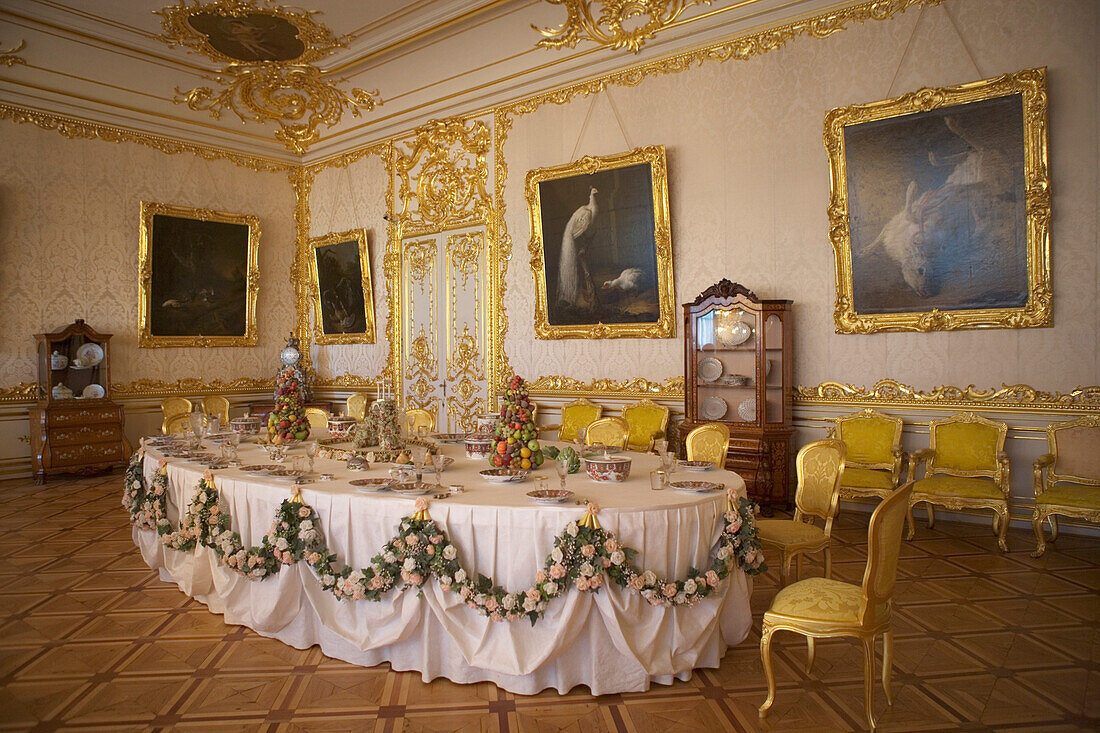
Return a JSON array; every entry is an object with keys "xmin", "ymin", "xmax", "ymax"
[
  {"xmin": 693, "ymin": 305, "xmax": 759, "ymax": 424},
  {"xmin": 764, "ymin": 314, "xmax": 783, "ymax": 423}
]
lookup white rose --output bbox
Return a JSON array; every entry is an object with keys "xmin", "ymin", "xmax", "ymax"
[
  {"xmin": 551, "ymin": 547, "xmax": 564, "ymax": 563},
  {"xmin": 300, "ymin": 520, "xmax": 313, "ymax": 531},
  {"xmin": 566, "ymin": 522, "xmax": 578, "ymax": 537},
  {"xmin": 132, "ymin": 480, "xmax": 141, "ymax": 489},
  {"xmin": 675, "ymin": 593, "xmax": 687, "ymax": 604},
  {"xmin": 198, "ymin": 492, "xmax": 208, "ymax": 503},
  {"xmin": 403, "ymin": 557, "xmax": 417, "ymax": 572},
  {"xmin": 443, "ymin": 545, "xmax": 457, "ymax": 560},
  {"xmin": 275, "ymin": 537, "xmax": 289, "ymax": 551},
  {"xmin": 523, "ymin": 596, "xmax": 538, "ymax": 612},
  {"xmin": 611, "ymin": 550, "xmax": 625, "ymax": 566},
  {"xmin": 383, "ymin": 552, "xmax": 396, "ymax": 564},
  {"xmin": 718, "ymin": 545, "xmax": 733, "ymax": 560},
  {"xmin": 542, "ymin": 582, "xmax": 558, "ymax": 596},
  {"xmin": 683, "ymin": 579, "xmax": 697, "ymax": 595},
  {"xmin": 455, "ymin": 569, "xmax": 467, "ymax": 583},
  {"xmin": 474, "ymin": 594, "xmax": 487, "ymax": 606},
  {"xmin": 502, "ymin": 594, "xmax": 517, "ymax": 610},
  {"xmin": 348, "ymin": 570, "xmax": 364, "ymax": 583},
  {"xmin": 642, "ymin": 570, "xmax": 657, "ymax": 587},
  {"xmin": 440, "ymin": 575, "xmax": 452, "ymax": 587},
  {"xmin": 322, "ymin": 574, "xmax": 335, "ymax": 586},
  {"xmin": 579, "ymin": 562, "xmax": 594, "ymax": 577}
]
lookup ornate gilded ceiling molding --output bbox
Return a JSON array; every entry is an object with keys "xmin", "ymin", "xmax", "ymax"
[
  {"xmin": 795, "ymin": 380, "xmax": 1100, "ymax": 412},
  {"xmin": 535, "ymin": 0, "xmax": 711, "ymax": 53},
  {"xmin": 0, "ymin": 103, "xmax": 291, "ymax": 172},
  {"xmin": 157, "ymin": 1, "xmax": 381, "ymax": 154},
  {"xmin": 0, "ymin": 40, "xmax": 27, "ymax": 67},
  {"xmin": 528, "ymin": 375, "xmax": 685, "ymax": 398}
]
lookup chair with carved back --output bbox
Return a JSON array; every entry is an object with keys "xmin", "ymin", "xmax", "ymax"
[
  {"xmin": 760, "ymin": 481, "xmax": 915, "ymax": 731},
  {"xmin": 906, "ymin": 412, "xmax": 1010, "ymax": 551},
  {"xmin": 346, "ymin": 393, "xmax": 369, "ymax": 422},
  {"xmin": 684, "ymin": 423, "xmax": 730, "ymax": 466},
  {"xmin": 405, "ymin": 408, "xmax": 435, "ymax": 437},
  {"xmin": 832, "ymin": 408, "xmax": 905, "ymax": 505},
  {"xmin": 1032, "ymin": 415, "xmax": 1100, "ymax": 557},
  {"xmin": 163, "ymin": 413, "xmax": 192, "ymax": 435},
  {"xmin": 202, "ymin": 396, "xmax": 230, "ymax": 429},
  {"xmin": 622, "ymin": 399, "xmax": 670, "ymax": 452},
  {"xmin": 756, "ymin": 439, "xmax": 845, "ymax": 586},
  {"xmin": 160, "ymin": 397, "xmax": 192, "ymax": 435},
  {"xmin": 541, "ymin": 398, "xmax": 602, "ymax": 443},
  {"xmin": 584, "ymin": 417, "xmax": 629, "ymax": 449},
  {"xmin": 303, "ymin": 407, "xmax": 329, "ymax": 430}
]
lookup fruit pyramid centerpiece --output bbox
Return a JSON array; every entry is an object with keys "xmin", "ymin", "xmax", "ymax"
[
  {"xmin": 490, "ymin": 375, "xmax": 544, "ymax": 470},
  {"xmin": 268, "ymin": 365, "xmax": 311, "ymax": 444}
]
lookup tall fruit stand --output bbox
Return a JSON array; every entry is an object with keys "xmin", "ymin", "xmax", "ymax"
[{"xmin": 679, "ymin": 280, "xmax": 793, "ymax": 513}]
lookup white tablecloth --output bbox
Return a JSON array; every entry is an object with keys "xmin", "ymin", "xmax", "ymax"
[{"xmin": 132, "ymin": 437, "xmax": 753, "ymax": 695}]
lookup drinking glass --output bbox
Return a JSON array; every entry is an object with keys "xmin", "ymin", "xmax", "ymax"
[
  {"xmin": 291, "ymin": 456, "xmax": 307, "ymax": 475},
  {"xmin": 227, "ymin": 432, "xmax": 240, "ymax": 461},
  {"xmin": 654, "ymin": 438, "xmax": 668, "ymax": 458},
  {"xmin": 431, "ymin": 452, "xmax": 445, "ymax": 483},
  {"xmin": 576, "ymin": 427, "xmax": 586, "ymax": 447},
  {"xmin": 207, "ymin": 415, "xmax": 221, "ymax": 434},
  {"xmin": 411, "ymin": 444, "xmax": 427, "ymax": 482},
  {"xmin": 650, "ymin": 469, "xmax": 667, "ymax": 491},
  {"xmin": 554, "ymin": 456, "xmax": 569, "ymax": 491},
  {"xmin": 188, "ymin": 412, "xmax": 204, "ymax": 449},
  {"xmin": 306, "ymin": 441, "xmax": 319, "ymax": 475}
]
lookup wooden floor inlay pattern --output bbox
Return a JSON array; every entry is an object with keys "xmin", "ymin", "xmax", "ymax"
[{"xmin": 0, "ymin": 474, "xmax": 1096, "ymax": 731}]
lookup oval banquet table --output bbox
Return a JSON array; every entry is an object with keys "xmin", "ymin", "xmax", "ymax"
[{"xmin": 132, "ymin": 435, "xmax": 753, "ymax": 695}]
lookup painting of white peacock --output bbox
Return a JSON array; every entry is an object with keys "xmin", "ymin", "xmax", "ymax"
[{"xmin": 525, "ymin": 145, "xmax": 676, "ymax": 339}]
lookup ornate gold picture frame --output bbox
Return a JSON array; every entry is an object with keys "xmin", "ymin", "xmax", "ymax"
[
  {"xmin": 826, "ymin": 67, "xmax": 1050, "ymax": 333},
  {"xmin": 138, "ymin": 201, "xmax": 260, "ymax": 348},
  {"xmin": 307, "ymin": 228, "xmax": 376, "ymax": 345},
  {"xmin": 526, "ymin": 145, "xmax": 675, "ymax": 339}
]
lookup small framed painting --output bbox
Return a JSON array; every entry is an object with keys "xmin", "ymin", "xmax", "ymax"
[
  {"xmin": 826, "ymin": 67, "xmax": 1051, "ymax": 333},
  {"xmin": 526, "ymin": 145, "xmax": 675, "ymax": 339},
  {"xmin": 138, "ymin": 202, "xmax": 260, "ymax": 347},
  {"xmin": 307, "ymin": 228, "xmax": 376, "ymax": 344}
]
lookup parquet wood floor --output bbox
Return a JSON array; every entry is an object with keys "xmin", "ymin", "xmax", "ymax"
[{"xmin": 0, "ymin": 473, "xmax": 1096, "ymax": 731}]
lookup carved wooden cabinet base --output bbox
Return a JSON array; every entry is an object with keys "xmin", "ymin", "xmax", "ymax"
[{"xmin": 30, "ymin": 402, "xmax": 130, "ymax": 484}]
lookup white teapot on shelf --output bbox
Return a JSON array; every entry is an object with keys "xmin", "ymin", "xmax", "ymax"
[
  {"xmin": 51, "ymin": 383, "xmax": 74, "ymax": 400},
  {"xmin": 50, "ymin": 351, "xmax": 68, "ymax": 370}
]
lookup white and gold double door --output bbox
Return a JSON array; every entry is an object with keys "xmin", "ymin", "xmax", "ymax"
[{"xmin": 400, "ymin": 226, "xmax": 489, "ymax": 433}]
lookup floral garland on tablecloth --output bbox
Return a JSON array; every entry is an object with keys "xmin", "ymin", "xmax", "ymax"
[{"xmin": 123, "ymin": 448, "xmax": 767, "ymax": 624}]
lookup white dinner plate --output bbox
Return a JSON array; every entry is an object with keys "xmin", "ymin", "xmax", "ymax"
[
  {"xmin": 701, "ymin": 396, "xmax": 727, "ymax": 420},
  {"xmin": 75, "ymin": 342, "xmax": 104, "ymax": 366},
  {"xmin": 737, "ymin": 396, "xmax": 757, "ymax": 422},
  {"xmin": 697, "ymin": 357, "xmax": 723, "ymax": 383},
  {"xmin": 720, "ymin": 321, "xmax": 752, "ymax": 347}
]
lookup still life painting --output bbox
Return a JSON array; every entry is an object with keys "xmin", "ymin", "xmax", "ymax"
[
  {"xmin": 138, "ymin": 202, "xmax": 260, "ymax": 348},
  {"xmin": 826, "ymin": 67, "xmax": 1051, "ymax": 333},
  {"xmin": 308, "ymin": 228, "xmax": 376, "ymax": 344},
  {"xmin": 526, "ymin": 145, "xmax": 675, "ymax": 339}
]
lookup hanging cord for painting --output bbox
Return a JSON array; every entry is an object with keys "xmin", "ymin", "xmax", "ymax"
[
  {"xmin": 941, "ymin": 3, "xmax": 984, "ymax": 79},
  {"xmin": 887, "ymin": 3, "xmax": 984, "ymax": 97},
  {"xmin": 569, "ymin": 88, "xmax": 635, "ymax": 161}
]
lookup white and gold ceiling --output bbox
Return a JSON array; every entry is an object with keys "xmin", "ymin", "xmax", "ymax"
[{"xmin": 0, "ymin": 0, "xmax": 863, "ymax": 162}]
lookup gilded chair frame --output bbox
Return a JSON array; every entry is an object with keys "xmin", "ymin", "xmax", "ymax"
[
  {"xmin": 160, "ymin": 397, "xmax": 192, "ymax": 435},
  {"xmin": 760, "ymin": 482, "xmax": 915, "ymax": 731},
  {"xmin": 621, "ymin": 398, "xmax": 671, "ymax": 452},
  {"xmin": 163, "ymin": 413, "xmax": 192, "ymax": 435},
  {"xmin": 1031, "ymin": 415, "xmax": 1100, "ymax": 557},
  {"xmin": 405, "ymin": 408, "xmax": 435, "ymax": 436},
  {"xmin": 303, "ymin": 407, "xmax": 329, "ymax": 429},
  {"xmin": 758, "ymin": 439, "xmax": 846, "ymax": 585},
  {"xmin": 202, "ymin": 396, "xmax": 230, "ymax": 427},
  {"xmin": 541, "ymin": 398, "xmax": 603, "ymax": 443},
  {"xmin": 584, "ymin": 417, "xmax": 629, "ymax": 448},
  {"xmin": 685, "ymin": 423, "xmax": 730, "ymax": 466},
  {"xmin": 906, "ymin": 412, "xmax": 1010, "ymax": 551},
  {"xmin": 832, "ymin": 408, "xmax": 905, "ymax": 502},
  {"xmin": 346, "ymin": 393, "xmax": 369, "ymax": 422}
]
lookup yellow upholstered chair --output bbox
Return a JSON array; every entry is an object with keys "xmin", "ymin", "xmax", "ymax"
[
  {"xmin": 685, "ymin": 423, "xmax": 730, "ymax": 466},
  {"xmin": 542, "ymin": 398, "xmax": 602, "ymax": 443},
  {"xmin": 832, "ymin": 408, "xmax": 905, "ymax": 504},
  {"xmin": 163, "ymin": 413, "xmax": 192, "ymax": 435},
  {"xmin": 906, "ymin": 412, "xmax": 1010, "ymax": 551},
  {"xmin": 1032, "ymin": 415, "xmax": 1100, "ymax": 557},
  {"xmin": 202, "ymin": 396, "xmax": 230, "ymax": 428},
  {"xmin": 622, "ymin": 399, "xmax": 670, "ymax": 452},
  {"xmin": 756, "ymin": 439, "xmax": 845, "ymax": 586},
  {"xmin": 160, "ymin": 397, "xmax": 192, "ymax": 435},
  {"xmin": 346, "ymin": 393, "xmax": 369, "ymax": 422},
  {"xmin": 303, "ymin": 407, "xmax": 329, "ymax": 429},
  {"xmin": 405, "ymin": 408, "xmax": 435, "ymax": 436},
  {"xmin": 584, "ymin": 417, "xmax": 629, "ymax": 448},
  {"xmin": 760, "ymin": 481, "xmax": 914, "ymax": 731}
]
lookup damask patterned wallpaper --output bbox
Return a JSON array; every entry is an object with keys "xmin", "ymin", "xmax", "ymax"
[
  {"xmin": 499, "ymin": 0, "xmax": 1098, "ymax": 391},
  {"xmin": 0, "ymin": 123, "xmax": 297, "ymax": 389},
  {"xmin": 308, "ymin": 153, "xmax": 391, "ymax": 381}
]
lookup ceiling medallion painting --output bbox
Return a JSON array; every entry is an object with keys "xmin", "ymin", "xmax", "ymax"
[
  {"xmin": 157, "ymin": 1, "xmax": 381, "ymax": 154},
  {"xmin": 535, "ymin": 0, "xmax": 711, "ymax": 53}
]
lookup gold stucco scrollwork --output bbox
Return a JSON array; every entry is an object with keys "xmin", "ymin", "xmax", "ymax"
[
  {"xmin": 527, "ymin": 375, "xmax": 684, "ymax": 398},
  {"xmin": 157, "ymin": 0, "xmax": 381, "ymax": 154},
  {"xmin": 535, "ymin": 1, "xmax": 711, "ymax": 53},
  {"xmin": 795, "ymin": 380, "xmax": 1100, "ymax": 413},
  {"xmin": 0, "ymin": 383, "xmax": 42, "ymax": 403},
  {"xmin": 0, "ymin": 40, "xmax": 27, "ymax": 66}
]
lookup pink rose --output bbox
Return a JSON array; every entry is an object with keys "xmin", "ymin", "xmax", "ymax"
[
  {"xmin": 586, "ymin": 502, "xmax": 601, "ymax": 515},
  {"xmin": 663, "ymin": 583, "xmax": 677, "ymax": 598},
  {"xmin": 601, "ymin": 558, "xmax": 611, "ymax": 568},
  {"xmin": 705, "ymin": 570, "xmax": 719, "ymax": 587},
  {"xmin": 604, "ymin": 539, "xmax": 618, "ymax": 553},
  {"xmin": 581, "ymin": 544, "xmax": 595, "ymax": 558},
  {"xmin": 203, "ymin": 470, "xmax": 214, "ymax": 482},
  {"xmin": 525, "ymin": 588, "xmax": 540, "ymax": 602},
  {"xmin": 744, "ymin": 550, "xmax": 758, "ymax": 565},
  {"xmin": 414, "ymin": 497, "xmax": 429, "ymax": 512},
  {"xmin": 628, "ymin": 575, "xmax": 645, "ymax": 590},
  {"xmin": 394, "ymin": 540, "xmax": 404, "ymax": 550},
  {"xmin": 440, "ymin": 582, "xmax": 451, "ymax": 593},
  {"xmin": 535, "ymin": 571, "xmax": 547, "ymax": 584},
  {"xmin": 406, "ymin": 534, "xmax": 419, "ymax": 545},
  {"xmin": 409, "ymin": 573, "xmax": 423, "ymax": 586},
  {"xmin": 485, "ymin": 597, "xmax": 499, "ymax": 613},
  {"xmin": 574, "ymin": 576, "xmax": 590, "ymax": 591},
  {"xmin": 430, "ymin": 535, "xmax": 443, "ymax": 545},
  {"xmin": 425, "ymin": 545, "xmax": 435, "ymax": 555},
  {"xmin": 460, "ymin": 586, "xmax": 471, "ymax": 599},
  {"xmin": 369, "ymin": 576, "xmax": 384, "ymax": 589},
  {"xmin": 549, "ymin": 563, "xmax": 566, "ymax": 579},
  {"xmin": 490, "ymin": 612, "xmax": 503, "ymax": 623}
]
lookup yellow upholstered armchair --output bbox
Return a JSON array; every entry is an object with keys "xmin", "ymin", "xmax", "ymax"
[
  {"xmin": 832, "ymin": 408, "xmax": 905, "ymax": 504},
  {"xmin": 584, "ymin": 417, "xmax": 629, "ymax": 448},
  {"xmin": 346, "ymin": 393, "xmax": 369, "ymax": 422},
  {"xmin": 1032, "ymin": 415, "xmax": 1100, "ymax": 557},
  {"xmin": 621, "ymin": 399, "xmax": 670, "ymax": 452},
  {"xmin": 541, "ymin": 398, "xmax": 602, "ymax": 443},
  {"xmin": 405, "ymin": 408, "xmax": 435, "ymax": 436},
  {"xmin": 202, "ymin": 396, "xmax": 230, "ymax": 428},
  {"xmin": 685, "ymin": 423, "xmax": 730, "ymax": 466},
  {"xmin": 303, "ymin": 407, "xmax": 329, "ymax": 429},
  {"xmin": 756, "ymin": 439, "xmax": 845, "ymax": 585},
  {"xmin": 760, "ymin": 482, "xmax": 915, "ymax": 731},
  {"xmin": 160, "ymin": 397, "xmax": 192, "ymax": 435},
  {"xmin": 906, "ymin": 412, "xmax": 1010, "ymax": 551}
]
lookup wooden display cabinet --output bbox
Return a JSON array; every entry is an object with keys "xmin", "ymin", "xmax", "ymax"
[
  {"xmin": 679, "ymin": 280, "xmax": 793, "ymax": 513},
  {"xmin": 29, "ymin": 319, "xmax": 130, "ymax": 484}
]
